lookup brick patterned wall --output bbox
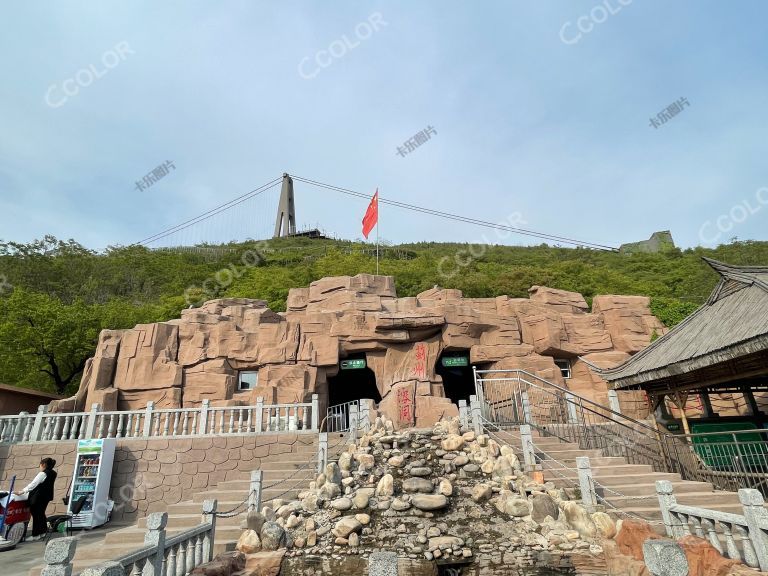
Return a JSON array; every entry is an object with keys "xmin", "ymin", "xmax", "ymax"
[{"xmin": 0, "ymin": 433, "xmax": 316, "ymax": 522}]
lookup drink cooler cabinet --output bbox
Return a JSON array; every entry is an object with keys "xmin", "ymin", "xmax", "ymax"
[{"xmin": 68, "ymin": 438, "xmax": 116, "ymax": 528}]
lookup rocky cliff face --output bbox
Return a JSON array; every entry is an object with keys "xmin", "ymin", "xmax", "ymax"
[{"xmin": 53, "ymin": 274, "xmax": 665, "ymax": 427}]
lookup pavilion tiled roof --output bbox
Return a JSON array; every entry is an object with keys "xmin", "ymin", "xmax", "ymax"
[{"xmin": 600, "ymin": 258, "xmax": 768, "ymax": 389}]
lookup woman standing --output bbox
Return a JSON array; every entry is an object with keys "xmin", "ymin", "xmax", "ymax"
[{"xmin": 15, "ymin": 457, "xmax": 57, "ymax": 541}]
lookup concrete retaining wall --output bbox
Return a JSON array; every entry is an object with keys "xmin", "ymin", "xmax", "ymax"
[{"xmin": 0, "ymin": 433, "xmax": 316, "ymax": 522}]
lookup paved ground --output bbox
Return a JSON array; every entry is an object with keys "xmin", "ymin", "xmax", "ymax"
[{"xmin": 3, "ymin": 520, "xmax": 133, "ymax": 576}]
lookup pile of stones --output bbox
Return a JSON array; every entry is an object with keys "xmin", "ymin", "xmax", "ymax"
[{"xmin": 235, "ymin": 416, "xmax": 613, "ymax": 570}]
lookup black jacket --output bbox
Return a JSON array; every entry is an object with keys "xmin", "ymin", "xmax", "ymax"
[{"xmin": 29, "ymin": 468, "xmax": 56, "ymax": 507}]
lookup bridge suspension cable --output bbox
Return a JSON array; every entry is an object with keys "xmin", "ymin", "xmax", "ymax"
[
  {"xmin": 290, "ymin": 175, "xmax": 618, "ymax": 251},
  {"xmin": 133, "ymin": 176, "xmax": 283, "ymax": 246},
  {"xmin": 132, "ymin": 172, "xmax": 618, "ymax": 251}
]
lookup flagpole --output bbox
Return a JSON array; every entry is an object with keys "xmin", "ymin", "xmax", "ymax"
[{"xmin": 375, "ymin": 219, "xmax": 379, "ymax": 275}]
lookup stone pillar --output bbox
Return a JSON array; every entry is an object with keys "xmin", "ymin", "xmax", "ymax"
[
  {"xmin": 201, "ymin": 499, "xmax": 218, "ymax": 562},
  {"xmin": 565, "ymin": 393, "xmax": 579, "ymax": 424},
  {"xmin": 739, "ymin": 488, "xmax": 768, "ymax": 571},
  {"xmin": 575, "ymin": 456, "xmax": 596, "ymax": 511},
  {"xmin": 655, "ymin": 480, "xmax": 681, "ymax": 539},
  {"xmin": 249, "ymin": 470, "xmax": 263, "ymax": 512},
  {"xmin": 311, "ymin": 394, "xmax": 319, "ymax": 431},
  {"xmin": 143, "ymin": 512, "xmax": 167, "ymax": 576},
  {"xmin": 30, "ymin": 405, "xmax": 48, "ymax": 442},
  {"xmin": 84, "ymin": 404, "xmax": 101, "ymax": 439},
  {"xmin": 470, "ymin": 397, "xmax": 483, "ymax": 436},
  {"xmin": 349, "ymin": 404, "xmax": 359, "ymax": 442},
  {"xmin": 41, "ymin": 536, "xmax": 78, "ymax": 576},
  {"xmin": 607, "ymin": 390, "xmax": 622, "ymax": 414},
  {"xmin": 359, "ymin": 399, "xmax": 374, "ymax": 432},
  {"xmin": 255, "ymin": 397, "xmax": 264, "ymax": 433},
  {"xmin": 317, "ymin": 432, "xmax": 328, "ymax": 473},
  {"xmin": 521, "ymin": 392, "xmax": 532, "ymax": 423},
  {"xmin": 142, "ymin": 401, "xmax": 155, "ymax": 437},
  {"xmin": 520, "ymin": 425, "xmax": 536, "ymax": 472},
  {"xmin": 458, "ymin": 399, "xmax": 469, "ymax": 429},
  {"xmin": 198, "ymin": 399, "xmax": 210, "ymax": 435}
]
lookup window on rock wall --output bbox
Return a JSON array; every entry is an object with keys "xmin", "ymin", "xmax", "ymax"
[
  {"xmin": 238, "ymin": 371, "xmax": 258, "ymax": 390},
  {"xmin": 554, "ymin": 359, "xmax": 571, "ymax": 379}
]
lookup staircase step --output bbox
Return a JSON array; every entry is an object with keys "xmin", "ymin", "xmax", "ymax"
[
  {"xmin": 539, "ymin": 455, "xmax": 624, "ymax": 468},
  {"xmin": 547, "ymin": 464, "xmax": 655, "ymax": 478},
  {"xmin": 604, "ymin": 491, "xmax": 742, "ymax": 509},
  {"xmin": 601, "ymin": 480, "xmax": 714, "ymax": 496},
  {"xmin": 191, "ymin": 487, "xmax": 304, "ymax": 503}
]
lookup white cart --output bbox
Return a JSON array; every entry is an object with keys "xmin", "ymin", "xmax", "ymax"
[{"xmin": 68, "ymin": 438, "xmax": 116, "ymax": 528}]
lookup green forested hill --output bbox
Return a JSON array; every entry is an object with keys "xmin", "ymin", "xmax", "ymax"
[{"xmin": 1, "ymin": 235, "xmax": 767, "ymax": 395}]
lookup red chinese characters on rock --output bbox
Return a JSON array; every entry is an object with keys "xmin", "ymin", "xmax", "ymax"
[
  {"xmin": 411, "ymin": 343, "xmax": 427, "ymax": 380},
  {"xmin": 397, "ymin": 386, "xmax": 413, "ymax": 426}
]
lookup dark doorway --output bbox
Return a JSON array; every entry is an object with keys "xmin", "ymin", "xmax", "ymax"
[
  {"xmin": 435, "ymin": 351, "xmax": 476, "ymax": 405},
  {"xmin": 327, "ymin": 357, "xmax": 381, "ymax": 407}
]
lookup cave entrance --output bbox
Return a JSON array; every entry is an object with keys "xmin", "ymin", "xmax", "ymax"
[
  {"xmin": 435, "ymin": 351, "xmax": 476, "ymax": 406},
  {"xmin": 327, "ymin": 354, "xmax": 381, "ymax": 432}
]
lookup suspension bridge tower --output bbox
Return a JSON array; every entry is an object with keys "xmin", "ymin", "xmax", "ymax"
[{"xmin": 273, "ymin": 173, "xmax": 297, "ymax": 238}]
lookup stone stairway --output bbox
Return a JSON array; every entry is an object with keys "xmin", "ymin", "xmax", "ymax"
[
  {"xmin": 28, "ymin": 438, "xmax": 321, "ymax": 576},
  {"xmin": 491, "ymin": 429, "xmax": 745, "ymax": 523}
]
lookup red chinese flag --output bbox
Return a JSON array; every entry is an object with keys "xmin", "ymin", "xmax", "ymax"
[{"xmin": 362, "ymin": 189, "xmax": 378, "ymax": 239}]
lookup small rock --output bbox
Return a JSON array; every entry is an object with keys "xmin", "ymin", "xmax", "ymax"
[
  {"xmin": 331, "ymin": 497, "xmax": 353, "ymax": 511},
  {"xmin": 441, "ymin": 435, "xmax": 465, "ymax": 451},
  {"xmin": 402, "ymin": 478, "xmax": 433, "ymax": 494},
  {"xmin": 411, "ymin": 494, "xmax": 448, "ymax": 511},
  {"xmin": 260, "ymin": 521, "xmax": 286, "ymax": 551},
  {"xmin": 471, "ymin": 484, "xmax": 493, "ymax": 503},
  {"xmin": 438, "ymin": 479, "xmax": 453, "ymax": 496},
  {"xmin": 333, "ymin": 517, "xmax": 363, "ymax": 539},
  {"xmin": 236, "ymin": 529, "xmax": 261, "ymax": 554},
  {"xmin": 376, "ymin": 473, "xmax": 394, "ymax": 497},
  {"xmin": 355, "ymin": 513, "xmax": 371, "ymax": 525},
  {"xmin": 348, "ymin": 532, "xmax": 359, "ymax": 547}
]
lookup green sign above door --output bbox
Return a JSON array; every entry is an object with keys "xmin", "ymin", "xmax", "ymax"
[
  {"xmin": 340, "ymin": 359, "xmax": 367, "ymax": 370},
  {"xmin": 441, "ymin": 356, "xmax": 469, "ymax": 368}
]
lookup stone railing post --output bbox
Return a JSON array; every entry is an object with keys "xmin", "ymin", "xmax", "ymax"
[
  {"xmin": 565, "ymin": 393, "xmax": 579, "ymax": 424},
  {"xmin": 317, "ymin": 432, "xmax": 328, "ymax": 473},
  {"xmin": 80, "ymin": 562, "xmax": 124, "ymax": 576},
  {"xmin": 607, "ymin": 390, "xmax": 622, "ymax": 414},
  {"xmin": 255, "ymin": 397, "xmax": 264, "ymax": 433},
  {"xmin": 575, "ymin": 456, "xmax": 597, "ymax": 511},
  {"xmin": 739, "ymin": 489, "xmax": 768, "ymax": 571},
  {"xmin": 84, "ymin": 404, "xmax": 101, "ymax": 440},
  {"xmin": 458, "ymin": 399, "xmax": 469, "ymax": 429},
  {"xmin": 348, "ymin": 404, "xmax": 359, "ymax": 442},
  {"xmin": 13, "ymin": 411, "xmax": 29, "ymax": 443},
  {"xmin": 142, "ymin": 401, "xmax": 155, "ymax": 437},
  {"xmin": 198, "ymin": 399, "xmax": 210, "ymax": 435},
  {"xmin": 202, "ymin": 499, "xmax": 218, "ymax": 562},
  {"xmin": 470, "ymin": 397, "xmax": 483, "ymax": 436},
  {"xmin": 311, "ymin": 394, "xmax": 319, "ymax": 432},
  {"xmin": 521, "ymin": 392, "xmax": 532, "ymax": 423},
  {"xmin": 358, "ymin": 399, "xmax": 372, "ymax": 432},
  {"xmin": 41, "ymin": 536, "xmax": 78, "ymax": 576},
  {"xmin": 249, "ymin": 470, "xmax": 263, "ymax": 512},
  {"xmin": 655, "ymin": 480, "xmax": 681, "ymax": 538},
  {"xmin": 30, "ymin": 405, "xmax": 48, "ymax": 442},
  {"xmin": 519, "ymin": 424, "xmax": 536, "ymax": 471},
  {"xmin": 143, "ymin": 512, "xmax": 167, "ymax": 576}
]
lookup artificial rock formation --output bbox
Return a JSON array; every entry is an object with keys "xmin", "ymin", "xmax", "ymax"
[{"xmin": 52, "ymin": 274, "xmax": 665, "ymax": 427}]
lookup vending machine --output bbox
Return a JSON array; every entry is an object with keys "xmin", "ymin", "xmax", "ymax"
[{"xmin": 68, "ymin": 438, "xmax": 116, "ymax": 528}]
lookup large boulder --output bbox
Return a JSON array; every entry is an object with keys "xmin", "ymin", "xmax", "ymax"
[{"xmin": 260, "ymin": 522, "xmax": 286, "ymax": 551}]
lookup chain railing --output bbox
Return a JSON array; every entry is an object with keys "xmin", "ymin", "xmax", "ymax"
[
  {"xmin": 0, "ymin": 395, "xmax": 320, "ymax": 445},
  {"xmin": 474, "ymin": 368, "xmax": 768, "ymax": 498},
  {"xmin": 474, "ymin": 368, "xmax": 670, "ymax": 473}
]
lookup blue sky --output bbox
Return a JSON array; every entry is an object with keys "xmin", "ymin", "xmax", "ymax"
[{"xmin": 1, "ymin": 1, "xmax": 767, "ymax": 250}]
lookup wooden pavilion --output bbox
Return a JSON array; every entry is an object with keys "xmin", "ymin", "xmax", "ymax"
[{"xmin": 599, "ymin": 258, "xmax": 768, "ymax": 435}]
